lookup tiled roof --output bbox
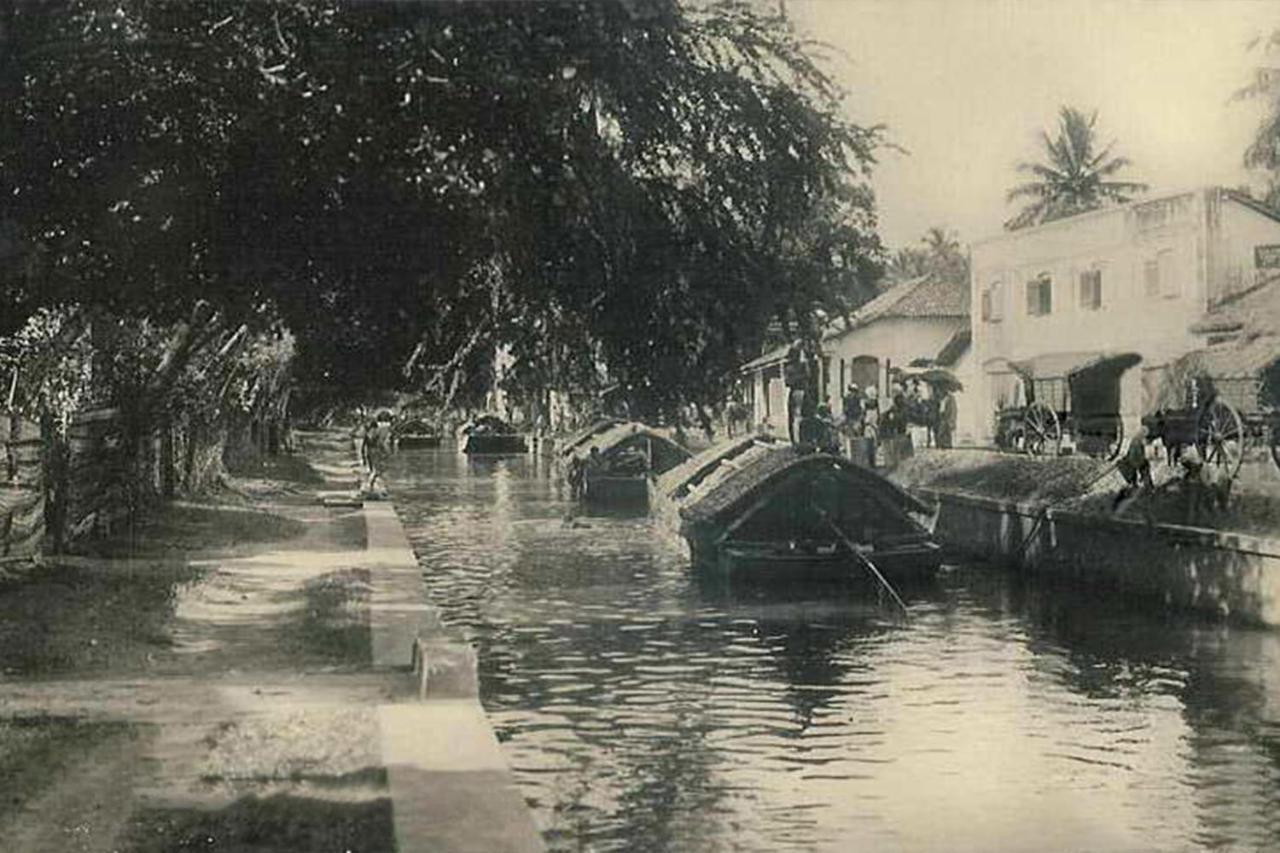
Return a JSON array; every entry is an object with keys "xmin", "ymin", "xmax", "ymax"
[
  {"xmin": 825, "ymin": 274, "xmax": 969, "ymax": 341},
  {"xmin": 741, "ymin": 275, "xmax": 970, "ymax": 372}
]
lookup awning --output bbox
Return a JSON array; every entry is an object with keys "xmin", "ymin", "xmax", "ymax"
[
  {"xmin": 1008, "ymin": 351, "xmax": 1142, "ymax": 381},
  {"xmin": 1173, "ymin": 337, "xmax": 1280, "ymax": 380},
  {"xmin": 740, "ymin": 343, "xmax": 789, "ymax": 373}
]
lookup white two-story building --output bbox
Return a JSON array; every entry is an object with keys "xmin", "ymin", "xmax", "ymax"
[{"xmin": 968, "ymin": 186, "xmax": 1280, "ymax": 444}]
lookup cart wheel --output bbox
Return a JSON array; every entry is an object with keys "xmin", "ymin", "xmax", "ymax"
[
  {"xmin": 1104, "ymin": 418, "xmax": 1125, "ymax": 462},
  {"xmin": 1023, "ymin": 402, "xmax": 1061, "ymax": 456},
  {"xmin": 1196, "ymin": 398, "xmax": 1244, "ymax": 479}
]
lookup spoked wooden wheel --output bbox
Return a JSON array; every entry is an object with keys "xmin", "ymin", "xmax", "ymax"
[
  {"xmin": 1022, "ymin": 402, "xmax": 1061, "ymax": 456},
  {"xmin": 1196, "ymin": 398, "xmax": 1245, "ymax": 479}
]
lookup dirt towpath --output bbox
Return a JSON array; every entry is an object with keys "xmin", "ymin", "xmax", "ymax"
[{"xmin": 0, "ymin": 430, "xmax": 541, "ymax": 853}]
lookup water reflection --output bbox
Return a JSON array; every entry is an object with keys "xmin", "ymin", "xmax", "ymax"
[{"xmin": 388, "ymin": 448, "xmax": 1280, "ymax": 852}]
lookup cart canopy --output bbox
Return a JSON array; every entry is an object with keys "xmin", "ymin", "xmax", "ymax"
[
  {"xmin": 1008, "ymin": 351, "xmax": 1142, "ymax": 382},
  {"xmin": 1152, "ymin": 338, "xmax": 1280, "ymax": 412},
  {"xmin": 1171, "ymin": 338, "xmax": 1280, "ymax": 381}
]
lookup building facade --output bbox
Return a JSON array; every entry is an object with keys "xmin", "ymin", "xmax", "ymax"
[
  {"xmin": 741, "ymin": 275, "xmax": 969, "ymax": 436},
  {"xmin": 969, "ymin": 187, "xmax": 1280, "ymax": 444}
]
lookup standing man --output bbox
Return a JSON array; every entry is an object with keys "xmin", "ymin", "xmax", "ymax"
[
  {"xmin": 783, "ymin": 338, "xmax": 811, "ymax": 445},
  {"xmin": 361, "ymin": 410, "xmax": 395, "ymax": 497},
  {"xmin": 841, "ymin": 382, "xmax": 863, "ymax": 456},
  {"xmin": 936, "ymin": 390, "xmax": 957, "ymax": 450}
]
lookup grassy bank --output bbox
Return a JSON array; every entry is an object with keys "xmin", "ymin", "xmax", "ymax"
[{"xmin": 891, "ymin": 448, "xmax": 1280, "ymax": 538}]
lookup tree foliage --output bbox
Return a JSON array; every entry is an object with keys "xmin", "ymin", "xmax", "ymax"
[
  {"xmin": 1004, "ymin": 106, "xmax": 1146, "ymax": 231},
  {"xmin": 1238, "ymin": 31, "xmax": 1280, "ymax": 208},
  {"xmin": 1, "ymin": 0, "xmax": 884, "ymax": 423},
  {"xmin": 885, "ymin": 226, "xmax": 968, "ymax": 287}
]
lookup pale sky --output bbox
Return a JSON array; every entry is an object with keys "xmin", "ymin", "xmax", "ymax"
[{"xmin": 789, "ymin": 0, "xmax": 1280, "ymax": 251}]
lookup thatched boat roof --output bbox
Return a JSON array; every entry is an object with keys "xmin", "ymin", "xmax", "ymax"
[
  {"xmin": 461, "ymin": 414, "xmax": 514, "ymax": 434},
  {"xmin": 675, "ymin": 445, "xmax": 931, "ymax": 530},
  {"xmin": 559, "ymin": 418, "xmax": 623, "ymax": 458},
  {"xmin": 565, "ymin": 422, "xmax": 689, "ymax": 465},
  {"xmin": 654, "ymin": 435, "xmax": 785, "ymax": 500},
  {"xmin": 394, "ymin": 418, "xmax": 436, "ymax": 436}
]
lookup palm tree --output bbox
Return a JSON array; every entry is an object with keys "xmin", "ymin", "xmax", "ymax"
[{"xmin": 1005, "ymin": 107, "xmax": 1147, "ymax": 230}]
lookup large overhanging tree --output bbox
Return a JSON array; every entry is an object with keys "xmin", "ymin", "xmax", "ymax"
[{"xmin": 1, "ymin": 0, "xmax": 885, "ymax": 424}]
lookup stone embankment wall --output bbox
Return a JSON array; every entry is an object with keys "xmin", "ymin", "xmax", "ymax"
[{"xmin": 921, "ymin": 487, "xmax": 1280, "ymax": 626}]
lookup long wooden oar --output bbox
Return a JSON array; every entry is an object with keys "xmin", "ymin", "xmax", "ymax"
[
  {"xmin": 1013, "ymin": 459, "xmax": 1120, "ymax": 559},
  {"xmin": 819, "ymin": 513, "xmax": 910, "ymax": 619}
]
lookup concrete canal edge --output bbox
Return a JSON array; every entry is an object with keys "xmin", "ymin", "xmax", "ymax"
[
  {"xmin": 363, "ymin": 500, "xmax": 546, "ymax": 852},
  {"xmin": 918, "ymin": 487, "xmax": 1280, "ymax": 626}
]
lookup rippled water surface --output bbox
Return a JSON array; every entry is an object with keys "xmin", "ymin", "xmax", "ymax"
[{"xmin": 389, "ymin": 448, "xmax": 1280, "ymax": 852}]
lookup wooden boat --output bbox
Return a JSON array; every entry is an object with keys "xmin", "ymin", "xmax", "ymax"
[
  {"xmin": 563, "ymin": 422, "xmax": 691, "ymax": 506},
  {"xmin": 557, "ymin": 417, "xmax": 623, "ymax": 462},
  {"xmin": 394, "ymin": 418, "xmax": 442, "ymax": 449},
  {"xmin": 652, "ymin": 437, "xmax": 940, "ymax": 582},
  {"xmin": 459, "ymin": 415, "xmax": 528, "ymax": 455}
]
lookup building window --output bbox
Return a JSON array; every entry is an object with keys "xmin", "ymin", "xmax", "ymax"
[
  {"xmin": 1026, "ymin": 273, "xmax": 1052, "ymax": 316},
  {"xmin": 1143, "ymin": 258, "xmax": 1159, "ymax": 297},
  {"xmin": 981, "ymin": 279, "xmax": 1003, "ymax": 322},
  {"xmin": 1079, "ymin": 268, "xmax": 1102, "ymax": 310}
]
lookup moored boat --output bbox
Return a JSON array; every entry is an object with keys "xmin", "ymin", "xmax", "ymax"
[
  {"xmin": 653, "ymin": 437, "xmax": 940, "ymax": 582},
  {"xmin": 563, "ymin": 422, "xmax": 691, "ymax": 506},
  {"xmin": 557, "ymin": 417, "xmax": 624, "ymax": 463},
  {"xmin": 459, "ymin": 415, "xmax": 528, "ymax": 455},
  {"xmin": 394, "ymin": 418, "xmax": 442, "ymax": 448}
]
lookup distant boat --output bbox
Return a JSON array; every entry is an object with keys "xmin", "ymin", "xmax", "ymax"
[
  {"xmin": 652, "ymin": 437, "xmax": 940, "ymax": 581},
  {"xmin": 394, "ymin": 418, "xmax": 441, "ymax": 448},
  {"xmin": 459, "ymin": 415, "xmax": 528, "ymax": 455},
  {"xmin": 562, "ymin": 421, "xmax": 691, "ymax": 506}
]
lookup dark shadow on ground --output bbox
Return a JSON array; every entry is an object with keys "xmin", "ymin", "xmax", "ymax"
[
  {"xmin": 121, "ymin": 790, "xmax": 395, "ymax": 853},
  {"xmin": 0, "ymin": 716, "xmax": 136, "ymax": 823},
  {"xmin": 0, "ymin": 560, "xmax": 201, "ymax": 676},
  {"xmin": 274, "ymin": 569, "xmax": 373, "ymax": 668},
  {"xmin": 72, "ymin": 503, "xmax": 310, "ymax": 560},
  {"xmin": 226, "ymin": 452, "xmax": 328, "ymax": 487}
]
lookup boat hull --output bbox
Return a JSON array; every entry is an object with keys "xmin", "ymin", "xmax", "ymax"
[
  {"xmin": 397, "ymin": 434, "xmax": 441, "ymax": 449},
  {"xmin": 462, "ymin": 434, "xmax": 528, "ymax": 455},
  {"xmin": 691, "ymin": 537, "xmax": 941, "ymax": 583},
  {"xmin": 583, "ymin": 475, "xmax": 649, "ymax": 507}
]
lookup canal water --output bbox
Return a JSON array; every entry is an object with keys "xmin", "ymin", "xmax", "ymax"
[{"xmin": 388, "ymin": 448, "xmax": 1280, "ymax": 852}]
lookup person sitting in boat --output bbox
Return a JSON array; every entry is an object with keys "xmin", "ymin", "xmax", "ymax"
[
  {"xmin": 583, "ymin": 446, "xmax": 604, "ymax": 478},
  {"xmin": 610, "ymin": 446, "xmax": 649, "ymax": 476}
]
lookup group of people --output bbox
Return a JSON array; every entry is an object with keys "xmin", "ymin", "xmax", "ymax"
[
  {"xmin": 782, "ymin": 338, "xmax": 957, "ymax": 462},
  {"xmin": 1112, "ymin": 420, "xmax": 1232, "ymax": 522}
]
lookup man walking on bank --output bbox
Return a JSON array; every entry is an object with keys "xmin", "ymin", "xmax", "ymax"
[{"xmin": 361, "ymin": 410, "xmax": 396, "ymax": 498}]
